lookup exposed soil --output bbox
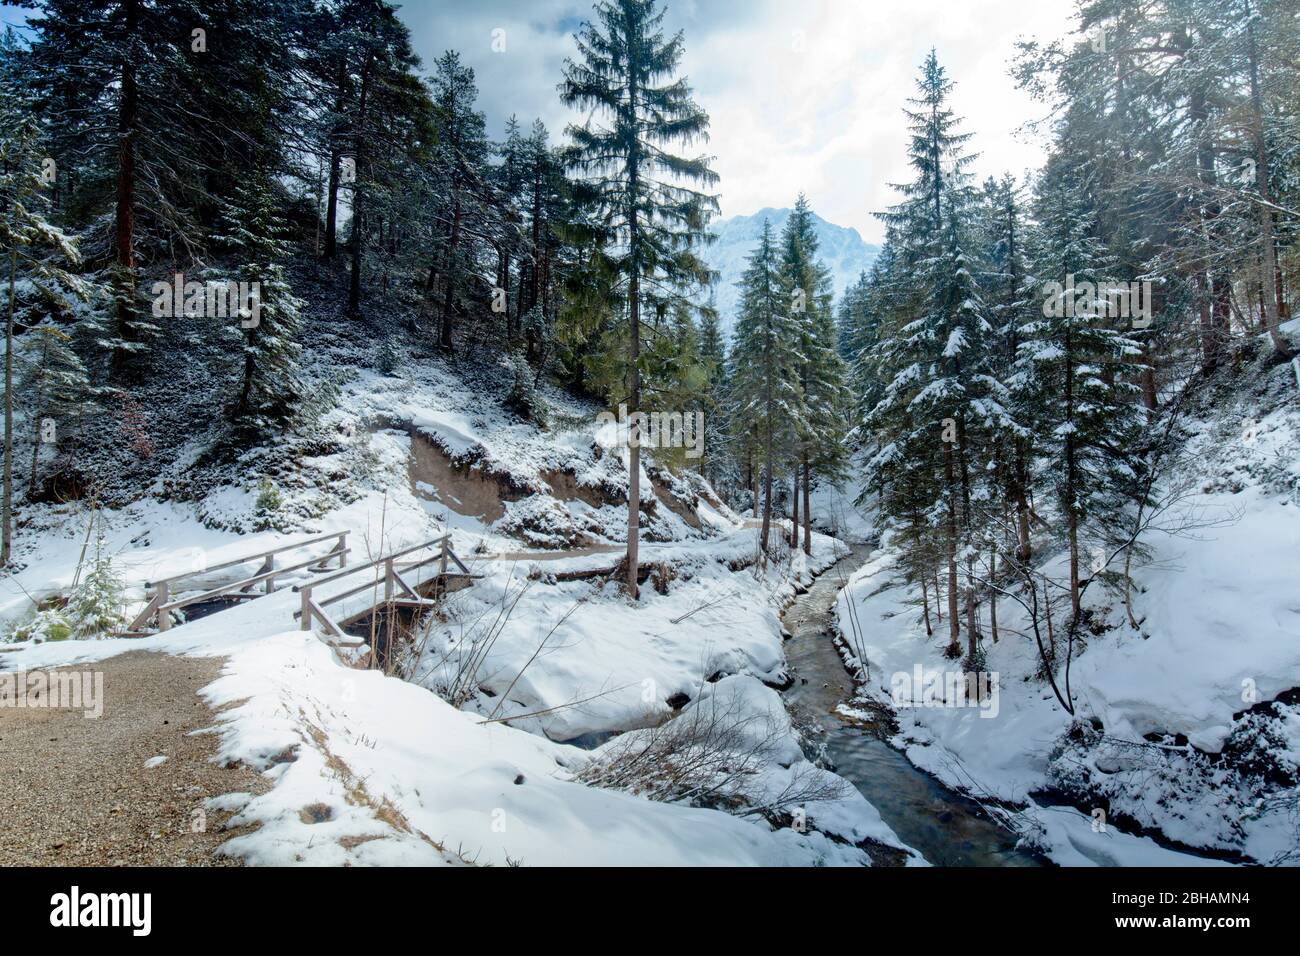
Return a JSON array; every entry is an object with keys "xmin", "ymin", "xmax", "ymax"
[
  {"xmin": 404, "ymin": 427, "xmax": 514, "ymax": 522},
  {"xmin": 0, "ymin": 651, "xmax": 268, "ymax": 866}
]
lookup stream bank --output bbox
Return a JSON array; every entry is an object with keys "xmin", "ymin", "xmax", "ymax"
[{"xmin": 780, "ymin": 543, "xmax": 1043, "ymax": 867}]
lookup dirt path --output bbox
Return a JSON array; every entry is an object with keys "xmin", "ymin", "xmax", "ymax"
[{"xmin": 0, "ymin": 650, "xmax": 267, "ymax": 866}]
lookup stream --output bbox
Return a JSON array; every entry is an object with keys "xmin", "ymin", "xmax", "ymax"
[{"xmin": 781, "ymin": 543, "xmax": 1042, "ymax": 866}]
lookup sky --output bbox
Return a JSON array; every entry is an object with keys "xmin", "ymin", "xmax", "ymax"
[
  {"xmin": 396, "ymin": 0, "xmax": 1081, "ymax": 244},
  {"xmin": 1, "ymin": 0, "xmax": 1083, "ymax": 244}
]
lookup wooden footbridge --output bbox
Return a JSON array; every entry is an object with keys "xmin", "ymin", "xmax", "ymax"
[
  {"xmin": 293, "ymin": 534, "xmax": 476, "ymax": 649},
  {"xmin": 128, "ymin": 531, "xmax": 477, "ymax": 653}
]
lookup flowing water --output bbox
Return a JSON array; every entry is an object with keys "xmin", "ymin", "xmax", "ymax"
[{"xmin": 782, "ymin": 544, "xmax": 1042, "ymax": 866}]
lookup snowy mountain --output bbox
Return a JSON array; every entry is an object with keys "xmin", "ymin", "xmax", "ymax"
[{"xmin": 702, "ymin": 207, "xmax": 880, "ymax": 340}]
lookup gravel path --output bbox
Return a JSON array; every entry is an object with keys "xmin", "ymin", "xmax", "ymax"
[{"xmin": 0, "ymin": 650, "xmax": 267, "ymax": 866}]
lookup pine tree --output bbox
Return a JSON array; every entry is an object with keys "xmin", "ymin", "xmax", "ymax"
[
  {"xmin": 20, "ymin": 324, "xmax": 96, "ymax": 493},
  {"xmin": 212, "ymin": 179, "xmax": 304, "ymax": 437},
  {"xmin": 67, "ymin": 519, "xmax": 125, "ymax": 638},
  {"xmin": 696, "ymin": 293, "xmax": 728, "ymax": 487},
  {"xmin": 729, "ymin": 221, "xmax": 806, "ymax": 554},
  {"xmin": 0, "ymin": 81, "xmax": 88, "ymax": 564},
  {"xmin": 1019, "ymin": 173, "xmax": 1145, "ymax": 620},
  {"xmin": 24, "ymin": 0, "xmax": 222, "ymax": 373},
  {"xmin": 778, "ymin": 194, "xmax": 849, "ymax": 552},
  {"xmin": 864, "ymin": 52, "xmax": 998, "ymax": 661},
  {"xmin": 428, "ymin": 50, "xmax": 490, "ymax": 345},
  {"xmin": 560, "ymin": 0, "xmax": 718, "ymax": 596}
]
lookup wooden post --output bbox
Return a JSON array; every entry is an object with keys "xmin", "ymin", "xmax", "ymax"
[
  {"xmin": 384, "ymin": 557, "xmax": 394, "ymax": 603},
  {"xmin": 300, "ymin": 586, "xmax": 312, "ymax": 631},
  {"xmin": 156, "ymin": 581, "xmax": 170, "ymax": 632},
  {"xmin": 439, "ymin": 537, "xmax": 449, "ymax": 577},
  {"xmin": 337, "ymin": 532, "xmax": 348, "ymax": 568}
]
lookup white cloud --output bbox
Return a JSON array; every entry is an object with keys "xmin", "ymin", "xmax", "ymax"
[{"xmin": 398, "ymin": 0, "xmax": 1082, "ymax": 241}]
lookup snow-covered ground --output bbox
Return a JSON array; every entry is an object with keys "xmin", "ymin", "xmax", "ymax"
[
  {"xmin": 0, "ymin": 355, "xmax": 917, "ymax": 867},
  {"xmin": 833, "ymin": 348, "xmax": 1300, "ymax": 866},
  {"xmin": 806, "ymin": 476, "xmax": 877, "ymax": 543}
]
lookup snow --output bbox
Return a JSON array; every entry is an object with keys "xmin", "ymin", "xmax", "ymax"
[
  {"xmin": 0, "ymin": 356, "xmax": 910, "ymax": 867},
  {"xmin": 0, "ymin": 514, "xmax": 908, "ymax": 865},
  {"xmin": 701, "ymin": 207, "xmax": 880, "ymax": 338},
  {"xmin": 806, "ymin": 476, "xmax": 877, "ymax": 543},
  {"xmin": 833, "ymin": 373, "xmax": 1300, "ymax": 865},
  {"xmin": 1085, "ymin": 487, "xmax": 1300, "ymax": 751},
  {"xmin": 413, "ymin": 527, "xmax": 848, "ymax": 742},
  {"xmin": 1022, "ymin": 800, "xmax": 1232, "ymax": 867}
]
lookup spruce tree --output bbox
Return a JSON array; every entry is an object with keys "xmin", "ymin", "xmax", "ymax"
[
  {"xmin": 1019, "ymin": 173, "xmax": 1145, "ymax": 620},
  {"xmin": 729, "ymin": 221, "xmax": 806, "ymax": 554},
  {"xmin": 20, "ymin": 325, "xmax": 96, "ymax": 493},
  {"xmin": 696, "ymin": 294, "xmax": 728, "ymax": 487},
  {"xmin": 212, "ymin": 179, "xmax": 304, "ymax": 437},
  {"xmin": 865, "ymin": 51, "xmax": 997, "ymax": 660},
  {"xmin": 560, "ymin": 0, "xmax": 718, "ymax": 595},
  {"xmin": 778, "ymin": 194, "xmax": 849, "ymax": 552},
  {"xmin": 0, "ymin": 83, "xmax": 87, "ymax": 564},
  {"xmin": 428, "ymin": 50, "xmax": 490, "ymax": 344}
]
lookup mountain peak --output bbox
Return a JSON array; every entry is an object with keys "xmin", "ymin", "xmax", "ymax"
[{"xmin": 702, "ymin": 208, "xmax": 880, "ymax": 340}]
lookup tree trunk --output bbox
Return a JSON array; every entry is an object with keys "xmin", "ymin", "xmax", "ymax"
[
  {"xmin": 235, "ymin": 328, "xmax": 255, "ymax": 422},
  {"xmin": 1012, "ymin": 443, "xmax": 1032, "ymax": 562},
  {"xmin": 323, "ymin": 56, "xmax": 347, "ymax": 259},
  {"xmin": 111, "ymin": 0, "xmax": 139, "ymax": 378},
  {"xmin": 989, "ymin": 545, "xmax": 999, "ymax": 643},
  {"xmin": 943, "ymin": 443, "xmax": 960, "ymax": 655},
  {"xmin": 789, "ymin": 468, "xmax": 799, "ymax": 548},
  {"xmin": 530, "ymin": 166, "xmax": 543, "ymax": 314},
  {"xmin": 324, "ymin": 150, "xmax": 342, "ymax": 258},
  {"xmin": 801, "ymin": 455, "xmax": 812, "ymax": 554},
  {"xmin": 2, "ymin": 247, "xmax": 15, "ymax": 564},
  {"xmin": 439, "ymin": 191, "xmax": 462, "ymax": 349},
  {"xmin": 626, "ymin": 267, "xmax": 641, "ymax": 596},
  {"xmin": 29, "ymin": 415, "xmax": 40, "ymax": 495},
  {"xmin": 1067, "ymin": 490, "xmax": 1081, "ymax": 620},
  {"xmin": 1190, "ymin": 84, "xmax": 1225, "ymax": 373},
  {"xmin": 760, "ymin": 435, "xmax": 773, "ymax": 555},
  {"xmin": 1140, "ymin": 345, "xmax": 1158, "ymax": 413},
  {"xmin": 1245, "ymin": 0, "xmax": 1289, "ymax": 355},
  {"xmin": 1195, "ymin": 271, "xmax": 1219, "ymax": 373},
  {"xmin": 347, "ymin": 56, "xmax": 372, "ymax": 319},
  {"xmin": 920, "ymin": 573, "xmax": 932, "ymax": 636}
]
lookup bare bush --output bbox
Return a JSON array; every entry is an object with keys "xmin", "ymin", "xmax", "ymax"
[{"xmin": 577, "ymin": 686, "xmax": 850, "ymax": 819}]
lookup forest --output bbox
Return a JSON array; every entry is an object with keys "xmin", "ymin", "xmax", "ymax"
[{"xmin": 0, "ymin": 0, "xmax": 1298, "ymax": 877}]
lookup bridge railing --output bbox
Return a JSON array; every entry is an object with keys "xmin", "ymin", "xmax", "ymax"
[
  {"xmin": 292, "ymin": 535, "xmax": 471, "ymax": 639},
  {"xmin": 129, "ymin": 531, "xmax": 348, "ymax": 633}
]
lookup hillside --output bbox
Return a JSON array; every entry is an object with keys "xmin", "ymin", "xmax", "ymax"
[{"xmin": 834, "ymin": 326, "xmax": 1300, "ymax": 865}]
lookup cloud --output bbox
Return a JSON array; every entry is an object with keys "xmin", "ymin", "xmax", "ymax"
[{"xmin": 396, "ymin": 0, "xmax": 1081, "ymax": 241}]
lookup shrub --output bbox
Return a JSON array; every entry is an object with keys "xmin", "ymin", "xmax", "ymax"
[
  {"xmin": 377, "ymin": 337, "xmax": 403, "ymax": 375},
  {"xmin": 503, "ymin": 350, "xmax": 548, "ymax": 427},
  {"xmin": 255, "ymin": 476, "xmax": 283, "ymax": 514},
  {"xmin": 66, "ymin": 527, "xmax": 126, "ymax": 638},
  {"xmin": 5, "ymin": 607, "xmax": 72, "ymax": 643}
]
